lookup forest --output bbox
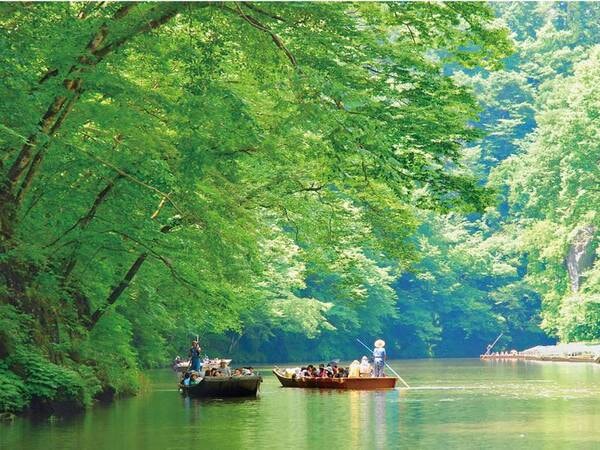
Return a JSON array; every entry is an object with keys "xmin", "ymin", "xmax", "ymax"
[{"xmin": 0, "ymin": 2, "xmax": 598, "ymax": 415}]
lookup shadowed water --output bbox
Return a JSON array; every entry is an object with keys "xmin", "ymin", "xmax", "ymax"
[{"xmin": 2, "ymin": 359, "xmax": 600, "ymax": 449}]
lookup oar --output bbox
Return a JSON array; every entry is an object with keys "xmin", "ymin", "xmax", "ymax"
[{"xmin": 356, "ymin": 338, "xmax": 410, "ymax": 388}]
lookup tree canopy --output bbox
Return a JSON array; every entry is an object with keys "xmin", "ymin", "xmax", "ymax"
[{"xmin": 5, "ymin": 1, "xmax": 597, "ymax": 416}]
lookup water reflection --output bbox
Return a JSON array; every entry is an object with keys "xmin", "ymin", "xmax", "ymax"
[{"xmin": 373, "ymin": 392, "xmax": 387, "ymax": 449}]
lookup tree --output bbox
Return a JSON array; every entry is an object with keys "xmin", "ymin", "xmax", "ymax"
[{"xmin": 0, "ymin": 2, "xmax": 511, "ymax": 412}]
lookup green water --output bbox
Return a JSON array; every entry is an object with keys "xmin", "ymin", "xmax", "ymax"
[{"xmin": 2, "ymin": 359, "xmax": 600, "ymax": 449}]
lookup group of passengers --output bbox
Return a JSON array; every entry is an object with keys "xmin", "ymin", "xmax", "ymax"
[
  {"xmin": 181, "ymin": 365, "xmax": 255, "ymax": 386},
  {"xmin": 286, "ymin": 339, "xmax": 388, "ymax": 379},
  {"xmin": 180, "ymin": 339, "xmax": 258, "ymax": 386},
  {"xmin": 289, "ymin": 355, "xmax": 382, "ymax": 379},
  {"xmin": 487, "ymin": 350, "xmax": 519, "ymax": 357},
  {"xmin": 294, "ymin": 363, "xmax": 348, "ymax": 379}
]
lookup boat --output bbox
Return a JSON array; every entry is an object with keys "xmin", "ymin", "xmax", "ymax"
[
  {"xmin": 180, "ymin": 374, "xmax": 263, "ymax": 398},
  {"xmin": 272, "ymin": 368, "xmax": 397, "ymax": 390},
  {"xmin": 480, "ymin": 343, "xmax": 600, "ymax": 364}
]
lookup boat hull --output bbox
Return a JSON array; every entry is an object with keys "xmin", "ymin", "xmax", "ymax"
[
  {"xmin": 181, "ymin": 375, "xmax": 262, "ymax": 398},
  {"xmin": 273, "ymin": 369, "xmax": 396, "ymax": 390}
]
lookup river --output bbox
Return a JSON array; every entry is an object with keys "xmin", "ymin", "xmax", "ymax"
[{"xmin": 2, "ymin": 359, "xmax": 600, "ymax": 449}]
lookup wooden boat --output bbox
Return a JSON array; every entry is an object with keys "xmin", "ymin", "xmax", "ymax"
[
  {"xmin": 272, "ymin": 369, "xmax": 397, "ymax": 390},
  {"xmin": 180, "ymin": 375, "xmax": 262, "ymax": 398},
  {"xmin": 481, "ymin": 354, "xmax": 600, "ymax": 364}
]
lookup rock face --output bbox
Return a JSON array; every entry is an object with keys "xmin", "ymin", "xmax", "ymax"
[{"xmin": 566, "ymin": 225, "xmax": 596, "ymax": 293}]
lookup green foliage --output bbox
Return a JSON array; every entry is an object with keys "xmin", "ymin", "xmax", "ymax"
[
  {"xmin": 452, "ymin": 2, "xmax": 600, "ymax": 345},
  {"xmin": 0, "ymin": 1, "xmax": 518, "ymax": 412},
  {"xmin": 0, "ymin": 364, "xmax": 29, "ymax": 413},
  {"xmin": 1, "ymin": 347, "xmax": 93, "ymax": 414}
]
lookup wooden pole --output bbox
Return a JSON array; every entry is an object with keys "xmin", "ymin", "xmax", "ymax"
[{"xmin": 485, "ymin": 333, "xmax": 504, "ymax": 355}]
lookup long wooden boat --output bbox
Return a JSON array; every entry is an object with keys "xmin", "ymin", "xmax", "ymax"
[
  {"xmin": 273, "ymin": 369, "xmax": 397, "ymax": 390},
  {"xmin": 180, "ymin": 375, "xmax": 262, "ymax": 398},
  {"xmin": 480, "ymin": 354, "xmax": 600, "ymax": 364}
]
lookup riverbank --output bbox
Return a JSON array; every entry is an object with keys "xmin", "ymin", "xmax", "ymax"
[{"xmin": 481, "ymin": 342, "xmax": 600, "ymax": 363}]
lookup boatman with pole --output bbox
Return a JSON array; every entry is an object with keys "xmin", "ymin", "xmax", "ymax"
[
  {"xmin": 356, "ymin": 338, "xmax": 410, "ymax": 388},
  {"xmin": 373, "ymin": 339, "xmax": 387, "ymax": 377},
  {"xmin": 189, "ymin": 340, "xmax": 202, "ymax": 372}
]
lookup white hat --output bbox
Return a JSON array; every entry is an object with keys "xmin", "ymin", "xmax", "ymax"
[{"xmin": 374, "ymin": 339, "xmax": 385, "ymax": 348}]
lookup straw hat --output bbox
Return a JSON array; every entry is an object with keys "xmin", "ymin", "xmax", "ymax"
[{"xmin": 374, "ymin": 339, "xmax": 385, "ymax": 348}]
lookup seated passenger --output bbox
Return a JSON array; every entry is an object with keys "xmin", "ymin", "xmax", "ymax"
[
  {"xmin": 359, "ymin": 356, "xmax": 372, "ymax": 377},
  {"xmin": 317, "ymin": 364, "xmax": 326, "ymax": 377},
  {"xmin": 325, "ymin": 363, "xmax": 334, "ymax": 377},
  {"xmin": 190, "ymin": 373, "xmax": 201, "ymax": 385},
  {"xmin": 233, "ymin": 368, "xmax": 243, "ymax": 376},
  {"xmin": 348, "ymin": 360, "xmax": 360, "ymax": 378},
  {"xmin": 182, "ymin": 372, "xmax": 191, "ymax": 386},
  {"xmin": 219, "ymin": 361, "xmax": 231, "ymax": 377}
]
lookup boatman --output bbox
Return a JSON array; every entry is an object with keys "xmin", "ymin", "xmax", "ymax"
[
  {"xmin": 189, "ymin": 340, "xmax": 202, "ymax": 372},
  {"xmin": 373, "ymin": 339, "xmax": 386, "ymax": 377}
]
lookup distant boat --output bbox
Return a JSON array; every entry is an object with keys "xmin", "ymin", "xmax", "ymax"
[
  {"xmin": 272, "ymin": 369, "xmax": 397, "ymax": 390},
  {"xmin": 172, "ymin": 358, "xmax": 233, "ymax": 373},
  {"xmin": 180, "ymin": 375, "xmax": 263, "ymax": 398}
]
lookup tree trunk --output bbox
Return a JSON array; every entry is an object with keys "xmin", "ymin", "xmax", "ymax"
[
  {"xmin": 85, "ymin": 192, "xmax": 178, "ymax": 330},
  {"xmin": 60, "ymin": 174, "xmax": 123, "ymax": 282},
  {"xmin": 0, "ymin": 4, "xmax": 184, "ymax": 244},
  {"xmin": 87, "ymin": 252, "xmax": 148, "ymax": 330}
]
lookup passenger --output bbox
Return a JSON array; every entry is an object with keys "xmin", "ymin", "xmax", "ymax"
[
  {"xmin": 317, "ymin": 364, "xmax": 327, "ymax": 377},
  {"xmin": 173, "ymin": 355, "xmax": 182, "ymax": 370},
  {"xmin": 240, "ymin": 366, "xmax": 254, "ymax": 376},
  {"xmin": 219, "ymin": 361, "xmax": 231, "ymax": 377},
  {"xmin": 359, "ymin": 356, "xmax": 372, "ymax": 377},
  {"xmin": 190, "ymin": 373, "xmax": 201, "ymax": 385},
  {"xmin": 373, "ymin": 339, "xmax": 387, "ymax": 378},
  {"xmin": 210, "ymin": 368, "xmax": 219, "ymax": 377},
  {"xmin": 284, "ymin": 367, "xmax": 298, "ymax": 377},
  {"xmin": 325, "ymin": 363, "xmax": 334, "ymax": 377},
  {"xmin": 349, "ymin": 360, "xmax": 360, "ymax": 378},
  {"xmin": 233, "ymin": 368, "xmax": 243, "ymax": 376},
  {"xmin": 182, "ymin": 372, "xmax": 191, "ymax": 386}
]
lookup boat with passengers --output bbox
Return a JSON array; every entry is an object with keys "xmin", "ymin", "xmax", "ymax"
[
  {"xmin": 272, "ymin": 367, "xmax": 397, "ymax": 390},
  {"xmin": 179, "ymin": 359, "xmax": 262, "ymax": 398},
  {"xmin": 181, "ymin": 374, "xmax": 263, "ymax": 398}
]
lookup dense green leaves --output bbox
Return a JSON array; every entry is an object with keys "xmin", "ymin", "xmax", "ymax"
[
  {"xmin": 450, "ymin": 2, "xmax": 600, "ymax": 346},
  {"xmin": 1, "ymin": 1, "xmax": 516, "ymax": 412}
]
